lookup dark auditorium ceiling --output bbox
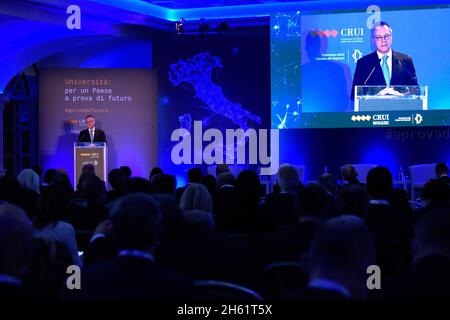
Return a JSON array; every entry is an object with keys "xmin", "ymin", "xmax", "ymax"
[{"xmin": 143, "ymin": 0, "xmax": 304, "ymax": 10}]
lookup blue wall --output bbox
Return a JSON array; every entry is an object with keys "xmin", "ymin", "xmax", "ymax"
[{"xmin": 152, "ymin": 31, "xmax": 270, "ymax": 186}]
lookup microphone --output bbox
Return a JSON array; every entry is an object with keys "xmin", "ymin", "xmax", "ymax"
[
  {"xmin": 397, "ymin": 59, "xmax": 417, "ymax": 83},
  {"xmin": 78, "ymin": 131, "xmax": 88, "ymax": 142},
  {"xmin": 397, "ymin": 59, "xmax": 420, "ymax": 95},
  {"xmin": 363, "ymin": 59, "xmax": 380, "ymax": 85}
]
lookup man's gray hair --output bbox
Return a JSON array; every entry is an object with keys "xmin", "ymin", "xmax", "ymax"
[{"xmin": 278, "ymin": 164, "xmax": 300, "ymax": 194}]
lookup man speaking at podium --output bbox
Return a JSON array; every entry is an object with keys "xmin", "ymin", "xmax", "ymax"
[
  {"xmin": 78, "ymin": 115, "xmax": 107, "ymax": 144},
  {"xmin": 352, "ymin": 21, "xmax": 419, "ymax": 99}
]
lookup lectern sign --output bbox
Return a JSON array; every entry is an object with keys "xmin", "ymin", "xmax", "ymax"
[{"xmin": 74, "ymin": 142, "xmax": 107, "ymax": 188}]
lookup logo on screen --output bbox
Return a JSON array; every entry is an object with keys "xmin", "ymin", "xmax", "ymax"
[
  {"xmin": 414, "ymin": 114, "xmax": 424, "ymax": 125},
  {"xmin": 311, "ymin": 29, "xmax": 338, "ymax": 38},
  {"xmin": 352, "ymin": 49, "xmax": 363, "ymax": 63},
  {"xmin": 351, "ymin": 115, "xmax": 371, "ymax": 122}
]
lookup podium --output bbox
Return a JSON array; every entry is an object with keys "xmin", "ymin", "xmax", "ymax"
[
  {"xmin": 74, "ymin": 142, "xmax": 107, "ymax": 188},
  {"xmin": 354, "ymin": 85, "xmax": 428, "ymax": 112}
]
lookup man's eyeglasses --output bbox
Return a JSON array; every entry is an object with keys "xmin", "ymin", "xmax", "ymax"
[{"xmin": 374, "ymin": 34, "xmax": 392, "ymax": 42}]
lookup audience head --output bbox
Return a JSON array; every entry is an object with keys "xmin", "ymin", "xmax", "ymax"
[
  {"xmin": 152, "ymin": 194, "xmax": 187, "ymax": 240},
  {"xmin": 421, "ymin": 179, "xmax": 450, "ymax": 207},
  {"xmin": 201, "ymin": 174, "xmax": 216, "ymax": 194},
  {"xmin": 121, "ymin": 177, "xmax": 152, "ymax": 195},
  {"xmin": 309, "ymin": 216, "xmax": 376, "ymax": 299},
  {"xmin": 336, "ymin": 184, "xmax": 370, "ymax": 219},
  {"xmin": 120, "ymin": 166, "xmax": 132, "ymax": 179},
  {"xmin": 342, "ymin": 164, "xmax": 358, "ymax": 183},
  {"xmin": 150, "ymin": 174, "xmax": 176, "ymax": 195},
  {"xmin": 33, "ymin": 184, "xmax": 70, "ymax": 229},
  {"xmin": 278, "ymin": 164, "xmax": 300, "ymax": 195},
  {"xmin": 297, "ymin": 183, "xmax": 330, "ymax": 220},
  {"xmin": 216, "ymin": 164, "xmax": 230, "ymax": 177},
  {"xmin": 78, "ymin": 174, "xmax": 106, "ymax": 204},
  {"xmin": 17, "ymin": 169, "xmax": 40, "ymax": 194},
  {"xmin": 435, "ymin": 162, "xmax": 449, "ymax": 178},
  {"xmin": 0, "ymin": 176, "xmax": 21, "ymax": 206},
  {"xmin": 43, "ymin": 169, "xmax": 58, "ymax": 186},
  {"xmin": 0, "ymin": 204, "xmax": 32, "ymax": 277},
  {"xmin": 318, "ymin": 173, "xmax": 338, "ymax": 196},
  {"xmin": 149, "ymin": 167, "xmax": 163, "ymax": 181},
  {"xmin": 81, "ymin": 163, "xmax": 96, "ymax": 176},
  {"xmin": 108, "ymin": 168, "xmax": 126, "ymax": 190},
  {"xmin": 187, "ymin": 168, "xmax": 204, "ymax": 184},
  {"xmin": 413, "ymin": 209, "xmax": 450, "ymax": 263},
  {"xmin": 366, "ymin": 166, "xmax": 393, "ymax": 200},
  {"xmin": 179, "ymin": 183, "xmax": 213, "ymax": 213},
  {"xmin": 51, "ymin": 170, "xmax": 73, "ymax": 193},
  {"xmin": 110, "ymin": 193, "xmax": 162, "ymax": 252},
  {"xmin": 235, "ymin": 170, "xmax": 261, "ymax": 202},
  {"xmin": 216, "ymin": 172, "xmax": 235, "ymax": 188},
  {"xmin": 31, "ymin": 165, "xmax": 42, "ymax": 180}
]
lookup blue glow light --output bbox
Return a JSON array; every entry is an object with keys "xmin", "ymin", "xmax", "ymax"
[{"xmin": 90, "ymin": 0, "xmax": 450, "ymax": 22}]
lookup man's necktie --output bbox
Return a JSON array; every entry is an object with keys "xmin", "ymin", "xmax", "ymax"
[
  {"xmin": 382, "ymin": 55, "xmax": 390, "ymax": 87},
  {"xmin": 89, "ymin": 129, "xmax": 94, "ymax": 142}
]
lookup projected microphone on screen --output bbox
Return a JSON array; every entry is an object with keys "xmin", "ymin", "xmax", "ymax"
[
  {"xmin": 351, "ymin": 21, "xmax": 419, "ymax": 100},
  {"xmin": 78, "ymin": 114, "xmax": 107, "ymax": 144}
]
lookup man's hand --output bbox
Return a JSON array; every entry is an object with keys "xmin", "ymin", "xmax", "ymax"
[{"xmin": 377, "ymin": 87, "xmax": 404, "ymax": 97}]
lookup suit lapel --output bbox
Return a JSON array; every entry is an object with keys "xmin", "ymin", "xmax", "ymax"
[
  {"xmin": 390, "ymin": 51, "xmax": 402, "ymax": 85},
  {"xmin": 370, "ymin": 51, "xmax": 386, "ymax": 86}
]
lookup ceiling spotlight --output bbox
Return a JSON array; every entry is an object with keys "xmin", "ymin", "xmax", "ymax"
[
  {"xmin": 176, "ymin": 18, "xmax": 185, "ymax": 34},
  {"xmin": 217, "ymin": 21, "xmax": 229, "ymax": 33}
]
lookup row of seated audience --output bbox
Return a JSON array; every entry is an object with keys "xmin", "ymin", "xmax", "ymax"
[{"xmin": 0, "ymin": 162, "xmax": 449, "ymax": 300}]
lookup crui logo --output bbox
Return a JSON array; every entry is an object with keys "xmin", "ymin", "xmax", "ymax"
[
  {"xmin": 66, "ymin": 265, "xmax": 81, "ymax": 290},
  {"xmin": 352, "ymin": 49, "xmax": 363, "ymax": 63},
  {"xmin": 415, "ymin": 114, "xmax": 424, "ymax": 125},
  {"xmin": 66, "ymin": 5, "xmax": 81, "ymax": 30},
  {"xmin": 171, "ymin": 121, "xmax": 279, "ymax": 175}
]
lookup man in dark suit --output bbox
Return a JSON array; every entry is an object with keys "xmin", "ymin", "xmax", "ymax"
[
  {"xmin": 290, "ymin": 216, "xmax": 376, "ymax": 300},
  {"xmin": 78, "ymin": 115, "xmax": 107, "ymax": 143},
  {"xmin": 69, "ymin": 193, "xmax": 193, "ymax": 300},
  {"xmin": 365, "ymin": 166, "xmax": 413, "ymax": 276},
  {"xmin": 377, "ymin": 209, "xmax": 450, "ymax": 299},
  {"xmin": 352, "ymin": 21, "xmax": 419, "ymax": 100},
  {"xmin": 259, "ymin": 164, "xmax": 301, "ymax": 229}
]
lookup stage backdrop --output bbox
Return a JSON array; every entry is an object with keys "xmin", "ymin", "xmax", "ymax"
[{"xmin": 39, "ymin": 68, "xmax": 157, "ymax": 187}]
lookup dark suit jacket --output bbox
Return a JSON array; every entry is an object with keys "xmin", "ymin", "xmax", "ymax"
[
  {"xmin": 156, "ymin": 231, "xmax": 259, "ymax": 288},
  {"xmin": 351, "ymin": 50, "xmax": 419, "ymax": 100},
  {"xmin": 262, "ymin": 220, "xmax": 319, "ymax": 265},
  {"xmin": 83, "ymin": 235, "xmax": 118, "ymax": 267},
  {"xmin": 259, "ymin": 193, "xmax": 298, "ymax": 228},
  {"xmin": 78, "ymin": 128, "xmax": 107, "ymax": 143},
  {"xmin": 438, "ymin": 175, "xmax": 450, "ymax": 185},
  {"xmin": 374, "ymin": 255, "xmax": 450, "ymax": 300},
  {"xmin": 69, "ymin": 255, "xmax": 194, "ymax": 300},
  {"xmin": 366, "ymin": 203, "xmax": 412, "ymax": 276}
]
